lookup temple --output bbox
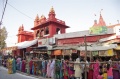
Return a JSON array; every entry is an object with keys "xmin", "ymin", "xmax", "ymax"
[{"xmin": 2, "ymin": 7, "xmax": 120, "ymax": 59}]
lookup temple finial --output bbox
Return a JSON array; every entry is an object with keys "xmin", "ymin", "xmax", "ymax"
[
  {"xmin": 35, "ymin": 14, "xmax": 39, "ymax": 20},
  {"xmin": 50, "ymin": 6, "xmax": 55, "ymax": 13}
]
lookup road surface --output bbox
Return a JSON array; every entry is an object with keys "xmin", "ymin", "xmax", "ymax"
[{"xmin": 0, "ymin": 66, "xmax": 41, "ymax": 79}]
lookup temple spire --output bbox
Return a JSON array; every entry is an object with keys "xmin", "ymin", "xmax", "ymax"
[
  {"xmin": 49, "ymin": 6, "xmax": 55, "ymax": 14},
  {"xmin": 35, "ymin": 14, "xmax": 39, "ymax": 21},
  {"xmin": 98, "ymin": 9, "xmax": 106, "ymax": 26},
  {"xmin": 48, "ymin": 6, "xmax": 56, "ymax": 20}
]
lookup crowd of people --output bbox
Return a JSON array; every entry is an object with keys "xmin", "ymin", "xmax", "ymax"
[{"xmin": 1, "ymin": 54, "xmax": 120, "ymax": 79}]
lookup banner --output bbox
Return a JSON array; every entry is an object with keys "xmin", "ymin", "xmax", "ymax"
[
  {"xmin": 62, "ymin": 50, "xmax": 72, "ymax": 55},
  {"xmin": 92, "ymin": 51, "xmax": 98, "ymax": 56},
  {"xmin": 89, "ymin": 26, "xmax": 107, "ymax": 35},
  {"xmin": 99, "ymin": 50, "xmax": 107, "ymax": 56},
  {"xmin": 107, "ymin": 49, "xmax": 113, "ymax": 56}
]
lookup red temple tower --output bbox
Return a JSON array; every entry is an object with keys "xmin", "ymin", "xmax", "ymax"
[
  {"xmin": 31, "ymin": 7, "xmax": 69, "ymax": 39},
  {"xmin": 17, "ymin": 24, "xmax": 34, "ymax": 43}
]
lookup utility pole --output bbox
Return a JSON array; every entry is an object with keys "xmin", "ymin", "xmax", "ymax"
[
  {"xmin": 84, "ymin": 35, "xmax": 87, "ymax": 79},
  {"xmin": 0, "ymin": 0, "xmax": 8, "ymax": 51}
]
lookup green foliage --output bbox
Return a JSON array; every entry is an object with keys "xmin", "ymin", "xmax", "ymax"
[{"xmin": 0, "ymin": 26, "xmax": 8, "ymax": 50}]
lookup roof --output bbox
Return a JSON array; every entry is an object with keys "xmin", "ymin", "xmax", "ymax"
[
  {"xmin": 99, "ymin": 35, "xmax": 116, "ymax": 42},
  {"xmin": 15, "ymin": 39, "xmax": 38, "ymax": 49},
  {"xmin": 31, "ymin": 20, "xmax": 69, "ymax": 30},
  {"xmin": 54, "ymin": 28, "xmax": 114, "ymax": 39},
  {"xmin": 76, "ymin": 44, "xmax": 117, "ymax": 51}
]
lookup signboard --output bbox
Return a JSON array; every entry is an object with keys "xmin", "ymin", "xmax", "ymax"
[
  {"xmin": 80, "ymin": 51, "xmax": 91, "ymax": 57},
  {"xmin": 38, "ymin": 37, "xmax": 56, "ymax": 47},
  {"xmin": 99, "ymin": 50, "xmax": 107, "ymax": 56},
  {"xmin": 89, "ymin": 26, "xmax": 107, "ymax": 35},
  {"xmin": 92, "ymin": 51, "xmax": 98, "ymax": 56},
  {"xmin": 107, "ymin": 49, "xmax": 113, "ymax": 56}
]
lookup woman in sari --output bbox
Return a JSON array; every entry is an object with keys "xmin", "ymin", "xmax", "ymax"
[
  {"xmin": 7, "ymin": 57, "xmax": 13, "ymax": 74},
  {"xmin": 21, "ymin": 58, "xmax": 26, "ymax": 72},
  {"xmin": 68, "ymin": 63, "xmax": 75, "ymax": 79},
  {"xmin": 112, "ymin": 62, "xmax": 120, "ymax": 79},
  {"xmin": 93, "ymin": 58, "xmax": 100, "ymax": 79},
  {"xmin": 42, "ymin": 60, "xmax": 46, "ymax": 77},
  {"xmin": 46, "ymin": 60, "xmax": 51, "ymax": 78},
  {"xmin": 29, "ymin": 58, "xmax": 33, "ymax": 74},
  {"xmin": 50, "ymin": 59, "xmax": 55, "ymax": 78},
  {"xmin": 103, "ymin": 63, "xmax": 107, "ymax": 79},
  {"xmin": 88, "ymin": 59, "xmax": 94, "ymax": 79},
  {"xmin": 63, "ymin": 60, "xmax": 69, "ymax": 79},
  {"xmin": 12, "ymin": 57, "xmax": 16, "ymax": 73},
  {"xmin": 60, "ymin": 59, "xmax": 64, "ymax": 79},
  {"xmin": 19, "ymin": 58, "xmax": 22, "ymax": 71}
]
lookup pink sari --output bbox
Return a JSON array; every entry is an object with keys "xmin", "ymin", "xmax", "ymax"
[
  {"xmin": 46, "ymin": 60, "xmax": 51, "ymax": 78},
  {"xmin": 93, "ymin": 61, "xmax": 99, "ymax": 79}
]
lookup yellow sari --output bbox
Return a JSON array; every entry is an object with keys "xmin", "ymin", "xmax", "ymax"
[
  {"xmin": 103, "ymin": 67, "xmax": 107, "ymax": 79},
  {"xmin": 8, "ymin": 58, "xmax": 13, "ymax": 74}
]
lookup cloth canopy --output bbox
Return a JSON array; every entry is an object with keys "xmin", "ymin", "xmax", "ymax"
[
  {"xmin": 76, "ymin": 44, "xmax": 117, "ymax": 51},
  {"xmin": 15, "ymin": 39, "xmax": 38, "ymax": 49},
  {"xmin": 54, "ymin": 50, "xmax": 62, "ymax": 55}
]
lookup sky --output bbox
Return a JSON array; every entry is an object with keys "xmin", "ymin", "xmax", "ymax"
[{"xmin": 0, "ymin": 0, "xmax": 120, "ymax": 47}]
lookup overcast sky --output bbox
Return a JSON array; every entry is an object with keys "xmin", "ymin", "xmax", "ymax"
[{"xmin": 0, "ymin": 0, "xmax": 120, "ymax": 46}]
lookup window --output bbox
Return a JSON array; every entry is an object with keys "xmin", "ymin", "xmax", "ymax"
[
  {"xmin": 45, "ymin": 27, "xmax": 49, "ymax": 35},
  {"xmin": 56, "ymin": 28, "xmax": 60, "ymax": 34}
]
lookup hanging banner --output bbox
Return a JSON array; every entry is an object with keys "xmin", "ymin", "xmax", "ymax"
[
  {"xmin": 62, "ymin": 50, "xmax": 72, "ymax": 55},
  {"xmin": 54, "ymin": 50, "xmax": 62, "ymax": 55},
  {"xmin": 80, "ymin": 51, "xmax": 91, "ymax": 57},
  {"xmin": 99, "ymin": 50, "xmax": 107, "ymax": 56},
  {"xmin": 107, "ymin": 49, "xmax": 114, "ymax": 56},
  {"xmin": 89, "ymin": 26, "xmax": 107, "ymax": 35},
  {"xmin": 92, "ymin": 51, "xmax": 98, "ymax": 56}
]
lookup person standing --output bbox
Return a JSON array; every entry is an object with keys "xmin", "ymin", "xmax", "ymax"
[
  {"xmin": 7, "ymin": 56, "xmax": 13, "ymax": 74},
  {"xmin": 63, "ymin": 60, "xmax": 69, "ymax": 79},
  {"xmin": 12, "ymin": 56, "xmax": 16, "ymax": 73},
  {"xmin": 29, "ymin": 57, "xmax": 33, "ymax": 74},
  {"xmin": 74, "ymin": 58, "xmax": 82, "ymax": 79},
  {"xmin": 60, "ymin": 59, "xmax": 64, "ymax": 79},
  {"xmin": 93, "ymin": 58, "xmax": 100, "ymax": 79},
  {"xmin": 46, "ymin": 59, "xmax": 51, "ymax": 78},
  {"xmin": 107, "ymin": 64, "xmax": 113, "ymax": 79},
  {"xmin": 50, "ymin": 59, "xmax": 55, "ymax": 79},
  {"xmin": 88, "ymin": 59, "xmax": 94, "ymax": 79},
  {"xmin": 21, "ymin": 58, "xmax": 26, "ymax": 72}
]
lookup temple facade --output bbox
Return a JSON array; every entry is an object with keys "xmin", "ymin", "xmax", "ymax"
[{"xmin": 2, "ymin": 7, "xmax": 120, "ymax": 58}]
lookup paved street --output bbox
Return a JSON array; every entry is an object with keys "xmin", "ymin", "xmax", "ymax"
[{"xmin": 0, "ymin": 66, "xmax": 44, "ymax": 79}]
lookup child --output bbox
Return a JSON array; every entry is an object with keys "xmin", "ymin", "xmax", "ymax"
[{"xmin": 97, "ymin": 72, "xmax": 103, "ymax": 79}]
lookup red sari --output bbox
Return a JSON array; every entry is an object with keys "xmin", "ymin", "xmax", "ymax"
[
  {"xmin": 63, "ymin": 62, "xmax": 68, "ymax": 79},
  {"xmin": 22, "ymin": 60, "xmax": 26, "ymax": 72},
  {"xmin": 88, "ymin": 63, "xmax": 93, "ymax": 79}
]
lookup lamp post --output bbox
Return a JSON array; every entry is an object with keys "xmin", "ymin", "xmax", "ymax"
[{"xmin": 84, "ymin": 35, "xmax": 87, "ymax": 79}]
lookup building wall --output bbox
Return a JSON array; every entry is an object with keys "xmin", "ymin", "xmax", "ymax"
[{"xmin": 57, "ymin": 34, "xmax": 113, "ymax": 46}]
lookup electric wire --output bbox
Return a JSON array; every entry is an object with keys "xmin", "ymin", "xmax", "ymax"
[
  {"xmin": 7, "ymin": 3, "xmax": 34, "ymax": 20},
  {"xmin": 0, "ymin": 0, "xmax": 8, "ymax": 27}
]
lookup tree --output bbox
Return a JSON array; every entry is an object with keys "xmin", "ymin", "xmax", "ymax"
[{"xmin": 0, "ymin": 26, "xmax": 8, "ymax": 50}]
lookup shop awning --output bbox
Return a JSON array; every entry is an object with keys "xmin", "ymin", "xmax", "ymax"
[
  {"xmin": 76, "ymin": 44, "xmax": 117, "ymax": 51},
  {"xmin": 114, "ymin": 45, "xmax": 120, "ymax": 50},
  {"xmin": 15, "ymin": 39, "xmax": 38, "ymax": 49},
  {"xmin": 53, "ymin": 46, "xmax": 78, "ymax": 50},
  {"xmin": 54, "ymin": 50, "xmax": 62, "ymax": 55},
  {"xmin": 31, "ymin": 45, "xmax": 53, "ymax": 51}
]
